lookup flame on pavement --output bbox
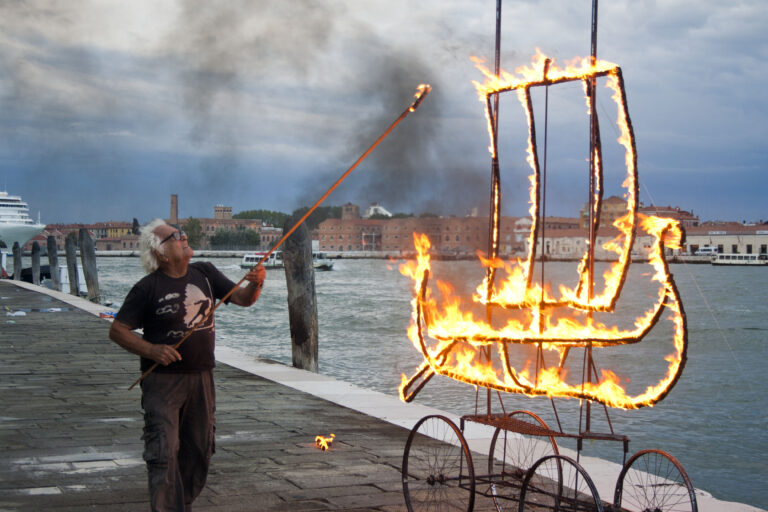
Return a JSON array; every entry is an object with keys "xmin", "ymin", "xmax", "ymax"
[{"xmin": 315, "ymin": 433, "xmax": 336, "ymax": 451}]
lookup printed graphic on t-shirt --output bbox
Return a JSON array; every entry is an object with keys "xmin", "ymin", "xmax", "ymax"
[
  {"xmin": 184, "ymin": 283, "xmax": 213, "ymax": 330},
  {"xmin": 152, "ymin": 282, "xmax": 214, "ymax": 339}
]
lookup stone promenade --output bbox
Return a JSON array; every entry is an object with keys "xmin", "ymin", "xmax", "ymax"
[{"xmin": 0, "ymin": 280, "xmax": 503, "ymax": 511}]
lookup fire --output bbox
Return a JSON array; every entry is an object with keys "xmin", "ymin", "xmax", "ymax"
[
  {"xmin": 409, "ymin": 84, "xmax": 432, "ymax": 112},
  {"xmin": 315, "ymin": 433, "xmax": 335, "ymax": 451},
  {"xmin": 398, "ymin": 52, "xmax": 687, "ymax": 410}
]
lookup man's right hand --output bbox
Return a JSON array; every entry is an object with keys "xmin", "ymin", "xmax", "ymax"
[
  {"xmin": 109, "ymin": 320, "xmax": 182, "ymax": 366},
  {"xmin": 149, "ymin": 344, "xmax": 182, "ymax": 366}
]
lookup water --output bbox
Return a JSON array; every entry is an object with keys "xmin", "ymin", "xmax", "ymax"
[{"xmin": 91, "ymin": 257, "xmax": 767, "ymax": 508}]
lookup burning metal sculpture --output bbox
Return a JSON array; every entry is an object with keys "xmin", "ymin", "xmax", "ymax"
[{"xmin": 399, "ymin": 52, "xmax": 687, "ymax": 410}]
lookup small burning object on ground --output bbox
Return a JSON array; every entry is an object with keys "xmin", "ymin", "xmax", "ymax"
[{"xmin": 315, "ymin": 433, "xmax": 335, "ymax": 451}]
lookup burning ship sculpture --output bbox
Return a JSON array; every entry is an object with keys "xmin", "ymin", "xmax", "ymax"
[
  {"xmin": 399, "ymin": 51, "xmax": 687, "ymax": 411},
  {"xmin": 399, "ymin": 52, "xmax": 698, "ymax": 512}
]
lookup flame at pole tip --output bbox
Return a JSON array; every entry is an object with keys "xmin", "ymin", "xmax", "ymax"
[{"xmin": 409, "ymin": 84, "xmax": 432, "ymax": 112}]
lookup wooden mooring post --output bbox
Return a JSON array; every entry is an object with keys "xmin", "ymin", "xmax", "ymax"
[
  {"xmin": 31, "ymin": 242, "xmax": 41, "ymax": 285},
  {"xmin": 282, "ymin": 217, "xmax": 318, "ymax": 372},
  {"xmin": 78, "ymin": 228, "xmax": 100, "ymax": 303},
  {"xmin": 47, "ymin": 236, "xmax": 60, "ymax": 291},
  {"xmin": 12, "ymin": 242, "xmax": 21, "ymax": 281},
  {"xmin": 64, "ymin": 235, "xmax": 79, "ymax": 296}
]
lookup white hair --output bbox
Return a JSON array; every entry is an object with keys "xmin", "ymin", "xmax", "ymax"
[{"xmin": 140, "ymin": 218, "xmax": 168, "ymax": 273}]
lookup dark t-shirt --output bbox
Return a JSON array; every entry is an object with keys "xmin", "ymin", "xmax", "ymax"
[{"xmin": 115, "ymin": 261, "xmax": 236, "ymax": 373}]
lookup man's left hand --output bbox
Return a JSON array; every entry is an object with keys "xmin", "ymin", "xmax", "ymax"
[{"xmin": 244, "ymin": 265, "xmax": 266, "ymax": 289}]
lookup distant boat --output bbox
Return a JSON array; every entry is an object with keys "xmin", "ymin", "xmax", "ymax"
[
  {"xmin": 312, "ymin": 252, "xmax": 334, "ymax": 271},
  {"xmin": 711, "ymin": 253, "xmax": 768, "ymax": 266},
  {"xmin": 240, "ymin": 251, "xmax": 334, "ymax": 271},
  {"xmin": 0, "ymin": 191, "xmax": 45, "ymax": 250},
  {"xmin": 240, "ymin": 252, "xmax": 283, "ymax": 269}
]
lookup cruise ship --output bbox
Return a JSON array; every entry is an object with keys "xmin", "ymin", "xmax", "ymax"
[{"xmin": 0, "ymin": 191, "xmax": 45, "ymax": 250}]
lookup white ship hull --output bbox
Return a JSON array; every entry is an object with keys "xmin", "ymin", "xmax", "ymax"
[
  {"xmin": 0, "ymin": 190, "xmax": 45, "ymax": 251},
  {"xmin": 0, "ymin": 223, "xmax": 45, "ymax": 250}
]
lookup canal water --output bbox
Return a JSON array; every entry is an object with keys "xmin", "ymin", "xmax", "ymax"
[{"xmin": 88, "ymin": 256, "xmax": 767, "ymax": 508}]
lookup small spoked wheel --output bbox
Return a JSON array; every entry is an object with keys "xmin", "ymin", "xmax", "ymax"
[
  {"xmin": 488, "ymin": 410, "xmax": 559, "ymax": 509},
  {"xmin": 518, "ymin": 454, "xmax": 603, "ymax": 512},
  {"xmin": 613, "ymin": 449, "xmax": 697, "ymax": 512},
  {"xmin": 402, "ymin": 415, "xmax": 475, "ymax": 511}
]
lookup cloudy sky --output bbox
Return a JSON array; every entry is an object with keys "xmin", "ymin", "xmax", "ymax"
[{"xmin": 1, "ymin": 0, "xmax": 766, "ymax": 225}]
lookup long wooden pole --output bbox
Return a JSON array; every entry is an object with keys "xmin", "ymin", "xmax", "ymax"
[{"xmin": 129, "ymin": 84, "xmax": 431, "ymax": 390}]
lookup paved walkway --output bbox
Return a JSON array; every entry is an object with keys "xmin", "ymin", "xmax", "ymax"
[
  {"xmin": 0, "ymin": 280, "xmax": 761, "ymax": 512},
  {"xmin": 0, "ymin": 280, "xmax": 501, "ymax": 511}
]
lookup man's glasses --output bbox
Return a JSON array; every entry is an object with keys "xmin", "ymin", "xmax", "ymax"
[{"xmin": 160, "ymin": 230, "xmax": 186, "ymax": 245}]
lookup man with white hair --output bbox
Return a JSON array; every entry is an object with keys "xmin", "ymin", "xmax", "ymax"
[{"xmin": 109, "ymin": 218, "xmax": 266, "ymax": 511}]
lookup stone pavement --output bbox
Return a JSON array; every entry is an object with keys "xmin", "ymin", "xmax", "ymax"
[
  {"xmin": 0, "ymin": 280, "xmax": 501, "ymax": 511},
  {"xmin": 1, "ymin": 279, "xmax": 761, "ymax": 512}
]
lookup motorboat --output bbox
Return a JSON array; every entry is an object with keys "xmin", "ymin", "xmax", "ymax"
[
  {"xmin": 312, "ymin": 252, "xmax": 334, "ymax": 271},
  {"xmin": 240, "ymin": 252, "xmax": 283, "ymax": 269},
  {"xmin": 240, "ymin": 251, "xmax": 334, "ymax": 271}
]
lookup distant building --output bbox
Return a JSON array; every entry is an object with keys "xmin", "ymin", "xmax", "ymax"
[
  {"xmin": 683, "ymin": 222, "xmax": 768, "ymax": 255},
  {"xmin": 341, "ymin": 203, "xmax": 361, "ymax": 220},
  {"xmin": 90, "ymin": 221, "xmax": 133, "ymax": 239},
  {"xmin": 579, "ymin": 195, "xmax": 628, "ymax": 229},
  {"xmin": 580, "ymin": 197, "xmax": 702, "ymax": 231},
  {"xmin": 318, "ymin": 203, "xmax": 580, "ymax": 256},
  {"xmin": 176, "ymin": 206, "xmax": 262, "ymax": 249},
  {"xmin": 95, "ymin": 235, "xmax": 140, "ymax": 251},
  {"xmin": 638, "ymin": 204, "xmax": 699, "ymax": 228},
  {"xmin": 259, "ymin": 226, "xmax": 282, "ymax": 248},
  {"xmin": 320, "ymin": 217, "xmax": 386, "ymax": 252},
  {"xmin": 23, "ymin": 228, "xmax": 67, "ymax": 252},
  {"xmin": 214, "ymin": 205, "xmax": 233, "ymax": 219}
]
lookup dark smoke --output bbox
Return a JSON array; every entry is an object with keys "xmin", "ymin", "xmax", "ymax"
[
  {"xmin": 169, "ymin": 0, "xmax": 340, "ymax": 198},
  {"xmin": 295, "ymin": 29, "xmax": 491, "ymax": 217}
]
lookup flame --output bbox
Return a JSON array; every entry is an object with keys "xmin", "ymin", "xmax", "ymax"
[
  {"xmin": 315, "ymin": 433, "xmax": 335, "ymax": 451},
  {"xmin": 409, "ymin": 84, "xmax": 432, "ymax": 112},
  {"xmin": 399, "ymin": 52, "xmax": 687, "ymax": 410}
]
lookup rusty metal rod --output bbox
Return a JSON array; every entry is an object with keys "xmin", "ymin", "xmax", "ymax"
[{"xmin": 128, "ymin": 84, "xmax": 432, "ymax": 390}]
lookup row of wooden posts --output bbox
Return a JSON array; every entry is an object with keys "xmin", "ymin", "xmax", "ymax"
[
  {"xmin": 10, "ymin": 221, "xmax": 318, "ymax": 372},
  {"xmin": 11, "ymin": 228, "xmax": 101, "ymax": 303}
]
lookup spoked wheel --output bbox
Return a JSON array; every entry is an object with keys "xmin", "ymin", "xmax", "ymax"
[
  {"xmin": 487, "ymin": 410, "xmax": 559, "ymax": 510},
  {"xmin": 518, "ymin": 455, "xmax": 603, "ymax": 512},
  {"xmin": 613, "ymin": 449, "xmax": 697, "ymax": 512},
  {"xmin": 402, "ymin": 415, "xmax": 475, "ymax": 512}
]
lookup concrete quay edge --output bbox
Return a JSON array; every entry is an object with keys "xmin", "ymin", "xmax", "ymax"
[{"xmin": 5, "ymin": 279, "xmax": 763, "ymax": 512}]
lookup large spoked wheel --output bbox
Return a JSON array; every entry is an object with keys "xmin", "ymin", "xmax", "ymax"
[
  {"xmin": 613, "ymin": 449, "xmax": 697, "ymax": 512},
  {"xmin": 487, "ymin": 410, "xmax": 559, "ymax": 509},
  {"xmin": 518, "ymin": 454, "xmax": 603, "ymax": 512},
  {"xmin": 403, "ymin": 415, "xmax": 475, "ymax": 512}
]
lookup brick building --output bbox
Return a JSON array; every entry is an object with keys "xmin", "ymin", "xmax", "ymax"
[
  {"xmin": 579, "ymin": 195, "xmax": 628, "ymax": 229},
  {"xmin": 638, "ymin": 205, "xmax": 700, "ymax": 228},
  {"xmin": 95, "ymin": 235, "xmax": 140, "ymax": 251},
  {"xmin": 318, "ymin": 203, "xmax": 581, "ymax": 256},
  {"xmin": 169, "ymin": 199, "xmax": 264, "ymax": 249}
]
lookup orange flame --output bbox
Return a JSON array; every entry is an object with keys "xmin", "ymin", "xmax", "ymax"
[
  {"xmin": 398, "ymin": 52, "xmax": 687, "ymax": 410},
  {"xmin": 315, "ymin": 433, "xmax": 336, "ymax": 451}
]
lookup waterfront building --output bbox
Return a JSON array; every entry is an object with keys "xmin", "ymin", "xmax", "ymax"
[
  {"xmin": 579, "ymin": 195, "xmax": 627, "ymax": 229},
  {"xmin": 683, "ymin": 222, "xmax": 768, "ymax": 255},
  {"xmin": 318, "ymin": 203, "xmax": 582, "ymax": 257},
  {"xmin": 638, "ymin": 205, "xmax": 699, "ymax": 228}
]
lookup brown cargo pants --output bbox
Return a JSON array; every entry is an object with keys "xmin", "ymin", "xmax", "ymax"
[{"xmin": 140, "ymin": 370, "xmax": 216, "ymax": 512}]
